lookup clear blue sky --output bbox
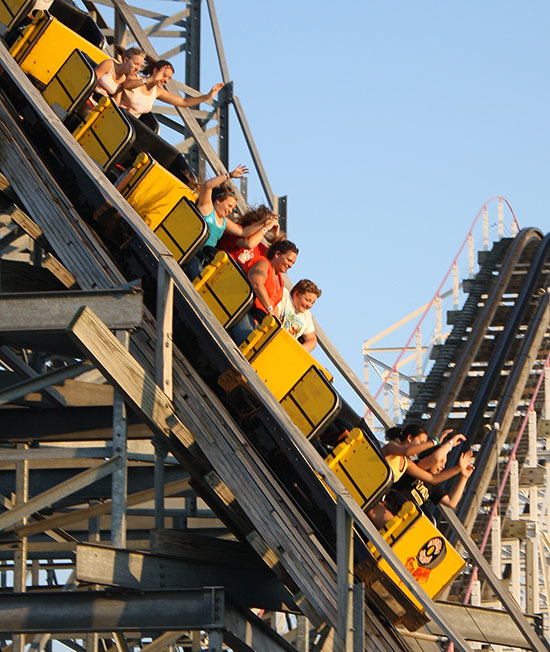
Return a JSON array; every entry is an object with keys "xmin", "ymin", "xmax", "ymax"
[{"xmin": 141, "ymin": 1, "xmax": 550, "ymax": 420}]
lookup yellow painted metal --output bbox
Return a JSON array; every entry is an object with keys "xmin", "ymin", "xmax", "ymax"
[
  {"xmin": 325, "ymin": 428, "xmax": 392, "ymax": 510},
  {"xmin": 240, "ymin": 316, "xmax": 332, "ymax": 398},
  {"xmin": 280, "ymin": 366, "xmax": 339, "ymax": 436},
  {"xmin": 72, "ymin": 96, "xmax": 133, "ymax": 170},
  {"xmin": 192, "ymin": 251, "xmax": 252, "ymax": 328},
  {"xmin": 10, "ymin": 12, "xmax": 108, "ymax": 86},
  {"xmin": 42, "ymin": 49, "xmax": 95, "ymax": 117},
  {"xmin": 119, "ymin": 153, "xmax": 205, "ymax": 264},
  {"xmin": 369, "ymin": 501, "xmax": 465, "ymax": 611},
  {"xmin": 240, "ymin": 316, "xmax": 339, "ymax": 436},
  {"xmin": 0, "ymin": 0, "xmax": 31, "ymax": 33},
  {"xmin": 120, "ymin": 152, "xmax": 198, "ymax": 229}
]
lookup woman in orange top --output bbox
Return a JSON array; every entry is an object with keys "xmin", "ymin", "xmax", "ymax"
[{"xmin": 230, "ymin": 240, "xmax": 298, "ymax": 345}]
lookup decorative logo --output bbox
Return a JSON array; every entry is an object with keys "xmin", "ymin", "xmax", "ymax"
[{"xmin": 417, "ymin": 536, "xmax": 447, "ymax": 569}]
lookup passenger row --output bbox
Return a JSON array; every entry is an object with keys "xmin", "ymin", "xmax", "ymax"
[{"xmin": 0, "ymin": 1, "xmax": 471, "ymax": 629}]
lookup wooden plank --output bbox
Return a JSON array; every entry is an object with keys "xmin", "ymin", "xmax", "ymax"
[
  {"xmin": 50, "ymin": 380, "xmax": 114, "ymax": 407},
  {"xmin": 0, "ymin": 457, "xmax": 122, "ymax": 532},
  {"xmin": 42, "ymin": 254, "xmax": 77, "ymax": 289},
  {"xmin": 7, "ymin": 203, "xmax": 81, "ymax": 287},
  {"xmin": 16, "ymin": 478, "xmax": 191, "ymax": 537},
  {"xmin": 7, "ymin": 205, "xmax": 44, "ymax": 242},
  {"xmin": 68, "ymin": 306, "xmax": 181, "ymax": 438},
  {"xmin": 150, "ymin": 529, "xmax": 266, "ymax": 570}
]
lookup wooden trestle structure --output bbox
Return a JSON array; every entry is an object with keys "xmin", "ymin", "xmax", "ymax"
[{"xmin": 0, "ymin": 2, "xmax": 549, "ymax": 651}]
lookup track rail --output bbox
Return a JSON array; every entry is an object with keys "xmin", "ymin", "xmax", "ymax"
[{"xmin": 406, "ymin": 227, "xmax": 550, "ymax": 614}]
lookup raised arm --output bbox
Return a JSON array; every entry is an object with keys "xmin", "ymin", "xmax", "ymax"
[
  {"xmin": 196, "ymin": 164, "xmax": 248, "ymax": 216},
  {"xmin": 157, "ymin": 82, "xmax": 223, "ymax": 108},
  {"xmin": 440, "ymin": 451, "xmax": 475, "ymax": 508},
  {"xmin": 225, "ymin": 214, "xmax": 279, "ymax": 243},
  {"xmin": 121, "ymin": 73, "xmax": 145, "ymax": 90},
  {"xmin": 383, "ymin": 438, "xmax": 441, "ymax": 458},
  {"xmin": 405, "ymin": 459, "xmax": 462, "ymax": 485}
]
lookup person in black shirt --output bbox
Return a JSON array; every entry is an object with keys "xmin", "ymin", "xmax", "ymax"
[{"xmin": 384, "ymin": 443, "xmax": 475, "ymax": 516}]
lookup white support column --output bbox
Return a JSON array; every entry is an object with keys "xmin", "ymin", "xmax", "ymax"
[
  {"xmin": 538, "ymin": 534, "xmax": 550, "ymax": 631},
  {"xmin": 529, "ymin": 410, "xmax": 538, "ymax": 467},
  {"xmin": 498, "ymin": 198, "xmax": 504, "ymax": 239},
  {"xmin": 470, "ymin": 580, "xmax": 482, "ymax": 650},
  {"xmin": 511, "ymin": 218, "xmax": 518, "ymax": 237},
  {"xmin": 489, "ymin": 517, "xmax": 504, "ymax": 652},
  {"xmin": 526, "ymin": 537, "xmax": 540, "ymax": 614},
  {"xmin": 509, "ymin": 459, "xmax": 522, "ymax": 603},
  {"xmin": 363, "ymin": 353, "xmax": 369, "ymax": 394},
  {"xmin": 415, "ymin": 329, "xmax": 423, "ymax": 381},
  {"xmin": 491, "ymin": 515, "xmax": 502, "ymax": 578},
  {"xmin": 510, "ymin": 459, "xmax": 519, "ymax": 520},
  {"xmin": 392, "ymin": 371, "xmax": 399, "ymax": 422},
  {"xmin": 528, "ymin": 412, "xmax": 539, "ymax": 535},
  {"xmin": 363, "ymin": 357, "xmax": 375, "ymax": 431},
  {"xmin": 435, "ymin": 296, "xmax": 442, "ymax": 344},
  {"xmin": 452, "ymin": 262, "xmax": 459, "ymax": 308},
  {"xmin": 545, "ymin": 366, "xmax": 550, "ymax": 420},
  {"xmin": 483, "ymin": 206, "xmax": 489, "ymax": 249},
  {"xmin": 510, "ymin": 539, "xmax": 521, "ymax": 605},
  {"xmin": 468, "ymin": 233, "xmax": 475, "ymax": 278}
]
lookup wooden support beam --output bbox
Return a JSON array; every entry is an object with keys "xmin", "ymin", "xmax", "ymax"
[
  {"xmin": 67, "ymin": 306, "xmax": 183, "ymax": 439},
  {"xmin": 427, "ymin": 601, "xmax": 542, "ymax": 649},
  {"xmin": 0, "ymin": 345, "xmax": 67, "ymax": 407},
  {"xmin": 519, "ymin": 466, "xmax": 546, "ymax": 487},
  {"xmin": 440, "ymin": 505, "xmax": 548, "ymax": 652},
  {"xmin": 0, "ymin": 457, "xmax": 122, "ymax": 532},
  {"xmin": 75, "ymin": 543, "xmax": 296, "ymax": 610},
  {"xmin": 0, "ymin": 288, "xmax": 144, "ymax": 334},
  {"xmin": 15, "ymin": 478, "xmax": 190, "ymax": 538},
  {"xmin": 0, "ymin": 361, "xmax": 91, "ymax": 406}
]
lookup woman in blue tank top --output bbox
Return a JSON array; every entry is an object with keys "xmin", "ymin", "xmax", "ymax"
[{"xmin": 186, "ymin": 164, "xmax": 274, "ymax": 278}]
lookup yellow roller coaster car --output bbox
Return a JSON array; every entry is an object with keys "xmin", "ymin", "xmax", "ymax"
[
  {"xmin": 116, "ymin": 153, "xmax": 206, "ymax": 265},
  {"xmin": 72, "ymin": 96, "xmax": 134, "ymax": 172},
  {"xmin": 0, "ymin": 0, "xmax": 33, "ymax": 36},
  {"xmin": 42, "ymin": 48, "xmax": 95, "ymax": 119},
  {"xmin": 10, "ymin": 11, "xmax": 108, "ymax": 86},
  {"xmin": 239, "ymin": 315, "xmax": 340, "ymax": 437},
  {"xmin": 325, "ymin": 427, "xmax": 392, "ymax": 510},
  {"xmin": 193, "ymin": 250, "xmax": 253, "ymax": 329},
  {"xmin": 356, "ymin": 500, "xmax": 465, "ymax": 631}
]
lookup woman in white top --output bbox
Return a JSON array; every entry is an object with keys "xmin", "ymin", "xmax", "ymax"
[
  {"xmin": 93, "ymin": 46, "xmax": 145, "ymax": 101},
  {"xmin": 120, "ymin": 57, "xmax": 223, "ymax": 118}
]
